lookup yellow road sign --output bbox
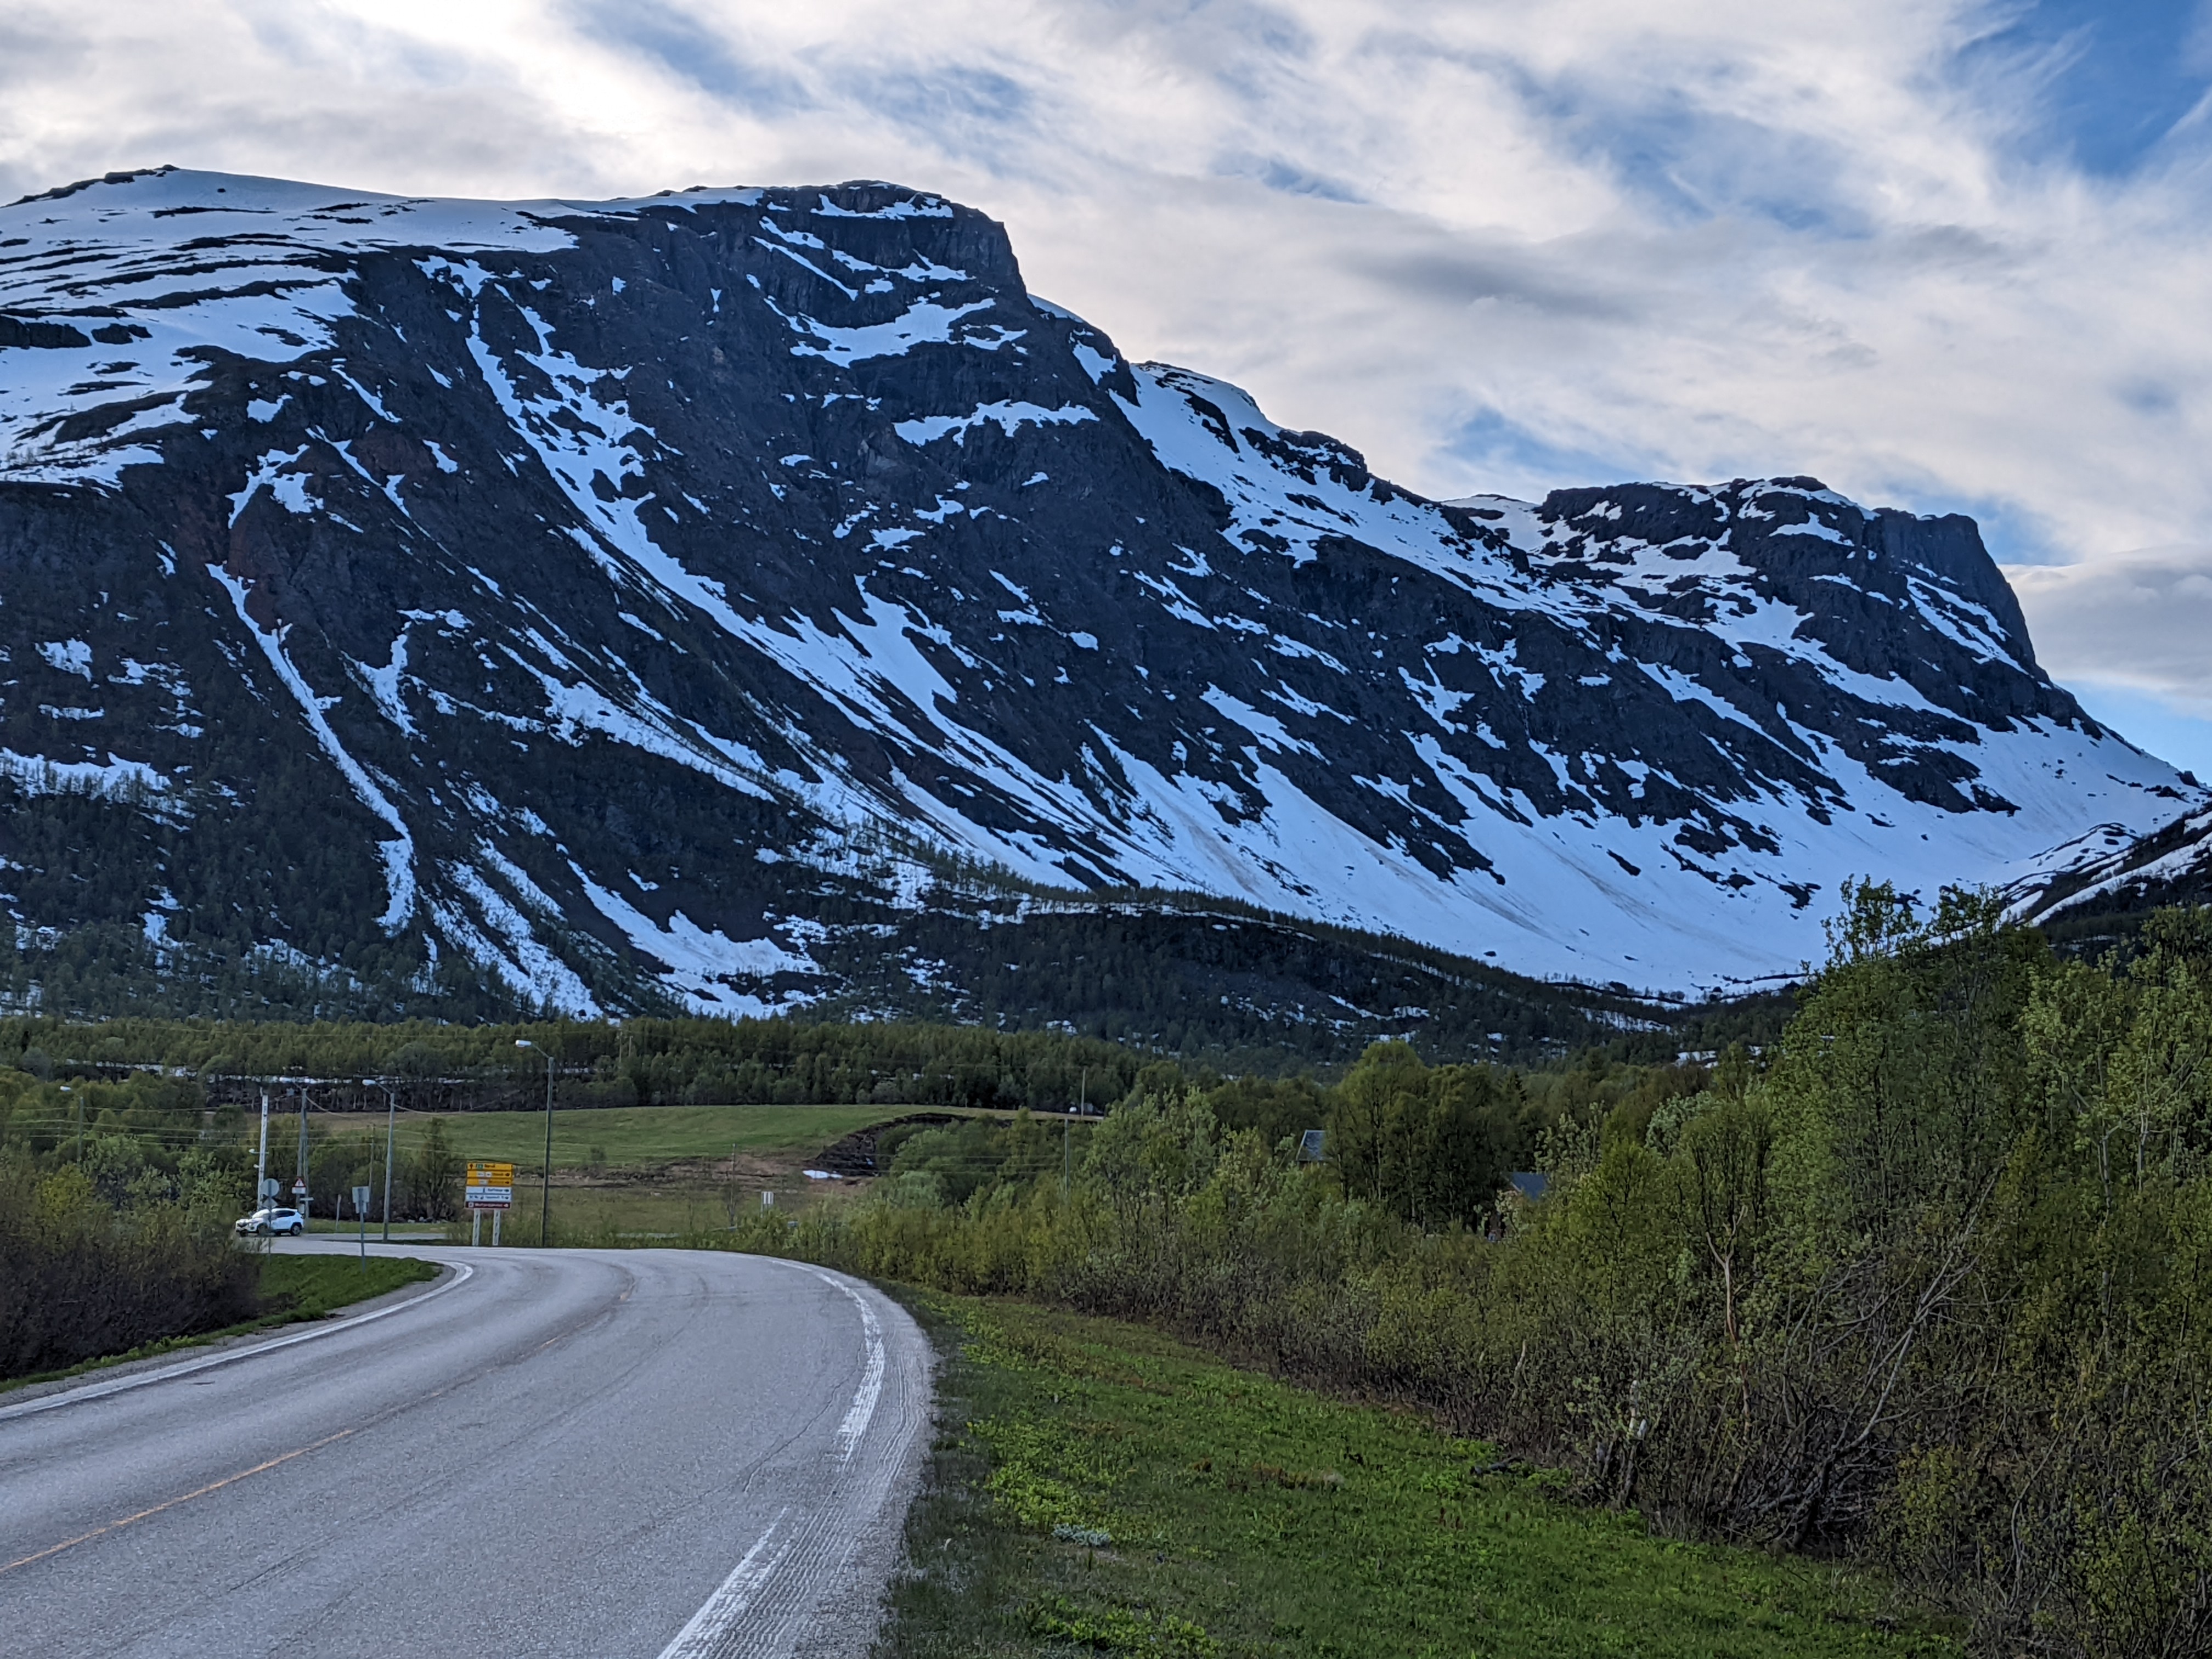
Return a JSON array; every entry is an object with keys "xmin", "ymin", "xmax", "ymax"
[{"xmin": 466, "ymin": 1161, "xmax": 516, "ymax": 1210}]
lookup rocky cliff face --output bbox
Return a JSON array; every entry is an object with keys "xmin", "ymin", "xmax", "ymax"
[{"xmin": 0, "ymin": 166, "xmax": 2194, "ymax": 1020}]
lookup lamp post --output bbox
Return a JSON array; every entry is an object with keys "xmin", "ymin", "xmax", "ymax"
[
  {"xmin": 295, "ymin": 1086, "xmax": 310, "ymax": 1228},
  {"xmin": 379, "ymin": 1081, "xmax": 398, "ymax": 1244},
  {"xmin": 516, "ymin": 1039, "xmax": 554, "ymax": 1246}
]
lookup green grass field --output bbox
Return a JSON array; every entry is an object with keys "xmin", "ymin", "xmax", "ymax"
[
  {"xmin": 878, "ymin": 1296, "xmax": 1961, "ymax": 1659},
  {"xmin": 316, "ymin": 1103, "xmax": 897, "ymax": 1171},
  {"xmin": 260, "ymin": 1254, "xmax": 437, "ymax": 1317},
  {"xmin": 295, "ymin": 1102, "xmax": 917, "ymax": 1241}
]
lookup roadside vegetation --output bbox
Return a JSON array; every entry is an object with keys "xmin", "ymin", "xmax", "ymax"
[
  {"xmin": 0, "ymin": 1058, "xmax": 447, "ymax": 1381},
  {"xmin": 707, "ymin": 888, "xmax": 2211, "ymax": 1657},
  {"xmin": 875, "ymin": 1294, "xmax": 1957, "ymax": 1658},
  {"xmin": 0, "ymin": 1142, "xmax": 437, "ymax": 1384},
  {"xmin": 0, "ymin": 1255, "xmax": 441, "ymax": 1396},
  {"xmin": 0, "ymin": 1152, "xmax": 257, "ymax": 1380}
]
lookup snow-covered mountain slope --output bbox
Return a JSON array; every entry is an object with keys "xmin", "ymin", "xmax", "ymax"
[
  {"xmin": 0, "ymin": 166, "xmax": 2196, "ymax": 1016},
  {"xmin": 2005, "ymin": 803, "xmax": 2212, "ymax": 943}
]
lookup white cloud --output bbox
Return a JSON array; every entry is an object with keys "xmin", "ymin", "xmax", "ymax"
[
  {"xmin": 2008, "ymin": 546, "xmax": 2212, "ymax": 716},
  {"xmin": 2006, "ymin": 542, "xmax": 2212, "ymax": 779},
  {"xmin": 4, "ymin": 3, "xmax": 2211, "ymax": 635}
]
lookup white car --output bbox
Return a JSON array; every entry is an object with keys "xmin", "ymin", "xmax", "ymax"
[{"xmin": 236, "ymin": 1206, "xmax": 306, "ymax": 1236}]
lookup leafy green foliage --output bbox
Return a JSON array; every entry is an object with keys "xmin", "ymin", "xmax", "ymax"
[
  {"xmin": 1325, "ymin": 1041, "xmax": 1533, "ymax": 1227},
  {"xmin": 715, "ymin": 893, "xmax": 2212, "ymax": 1658},
  {"xmin": 0, "ymin": 1155, "xmax": 257, "ymax": 1379}
]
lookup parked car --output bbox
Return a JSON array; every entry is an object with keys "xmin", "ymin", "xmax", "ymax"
[{"xmin": 236, "ymin": 1207, "xmax": 306, "ymax": 1236}]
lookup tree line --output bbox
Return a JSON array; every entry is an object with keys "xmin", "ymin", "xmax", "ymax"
[{"xmin": 1, "ymin": 1016, "xmax": 1200, "ymax": 1114}]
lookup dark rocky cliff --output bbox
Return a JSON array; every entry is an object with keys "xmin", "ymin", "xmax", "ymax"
[{"xmin": 0, "ymin": 166, "xmax": 2193, "ymax": 1029}]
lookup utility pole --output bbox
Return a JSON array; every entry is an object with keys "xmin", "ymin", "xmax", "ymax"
[
  {"xmin": 380, "ymin": 1082, "xmax": 398, "ymax": 1244},
  {"xmin": 61, "ymin": 1086, "xmax": 78, "ymax": 1163},
  {"xmin": 516, "ymin": 1039, "xmax": 554, "ymax": 1245},
  {"xmin": 1064, "ymin": 1066, "xmax": 1087, "ymax": 1200},
  {"xmin": 296, "ymin": 1086, "xmax": 310, "ymax": 1226},
  {"xmin": 257, "ymin": 1088, "xmax": 270, "ymax": 1206}
]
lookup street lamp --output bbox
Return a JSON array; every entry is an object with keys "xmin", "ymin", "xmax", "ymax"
[
  {"xmin": 378, "ymin": 1081, "xmax": 398, "ymax": 1244},
  {"xmin": 516, "ymin": 1039, "xmax": 554, "ymax": 1246}
]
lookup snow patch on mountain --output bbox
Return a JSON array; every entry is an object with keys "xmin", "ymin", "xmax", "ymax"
[{"xmin": 3, "ymin": 167, "xmax": 2201, "ymax": 1008}]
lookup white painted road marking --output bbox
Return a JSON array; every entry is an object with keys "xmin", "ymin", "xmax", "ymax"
[
  {"xmin": 653, "ymin": 1513, "xmax": 791, "ymax": 1659},
  {"xmin": 0, "ymin": 1245, "xmax": 934, "ymax": 1659},
  {"xmin": 648, "ymin": 1263, "xmax": 895, "ymax": 1657},
  {"xmin": 793, "ymin": 1263, "xmax": 887, "ymax": 1463}
]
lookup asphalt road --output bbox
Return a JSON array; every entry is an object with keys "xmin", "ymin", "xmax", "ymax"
[{"xmin": 0, "ymin": 1241, "xmax": 934, "ymax": 1657}]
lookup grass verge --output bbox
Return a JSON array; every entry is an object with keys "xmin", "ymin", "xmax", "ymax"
[
  {"xmin": 0, "ymin": 1253, "xmax": 439, "ymax": 1397},
  {"xmin": 258, "ymin": 1253, "xmax": 438, "ymax": 1321},
  {"xmin": 871, "ymin": 1296, "xmax": 1963, "ymax": 1659}
]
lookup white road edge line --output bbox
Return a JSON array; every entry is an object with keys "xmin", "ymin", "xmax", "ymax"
[
  {"xmin": 0, "ymin": 1260, "xmax": 475, "ymax": 1425},
  {"xmin": 649, "ymin": 1265, "xmax": 888, "ymax": 1657},
  {"xmin": 654, "ymin": 1511, "xmax": 790, "ymax": 1659},
  {"xmin": 791, "ymin": 1263, "xmax": 885, "ymax": 1462}
]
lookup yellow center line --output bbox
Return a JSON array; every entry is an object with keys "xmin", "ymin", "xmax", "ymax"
[{"xmin": 1, "ymin": 1426, "xmax": 357, "ymax": 1577}]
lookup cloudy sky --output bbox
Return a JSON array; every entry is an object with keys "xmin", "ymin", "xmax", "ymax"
[{"xmin": 5, "ymin": 0, "xmax": 2209, "ymax": 771}]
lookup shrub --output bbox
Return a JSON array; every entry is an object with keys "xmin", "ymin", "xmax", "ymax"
[{"xmin": 0, "ymin": 1157, "xmax": 259, "ymax": 1379}]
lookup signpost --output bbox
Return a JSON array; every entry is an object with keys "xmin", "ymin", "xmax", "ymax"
[
  {"xmin": 467, "ymin": 1161, "xmax": 515, "ymax": 1247},
  {"xmin": 353, "ymin": 1184, "xmax": 372, "ymax": 1263}
]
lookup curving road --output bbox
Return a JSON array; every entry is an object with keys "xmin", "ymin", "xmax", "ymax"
[{"xmin": 0, "ymin": 1242, "xmax": 933, "ymax": 1658}]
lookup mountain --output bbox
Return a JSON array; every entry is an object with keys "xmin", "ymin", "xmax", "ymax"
[
  {"xmin": 0, "ymin": 166, "xmax": 2196, "ymax": 1030},
  {"xmin": 2005, "ymin": 803, "xmax": 2212, "ymax": 952}
]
